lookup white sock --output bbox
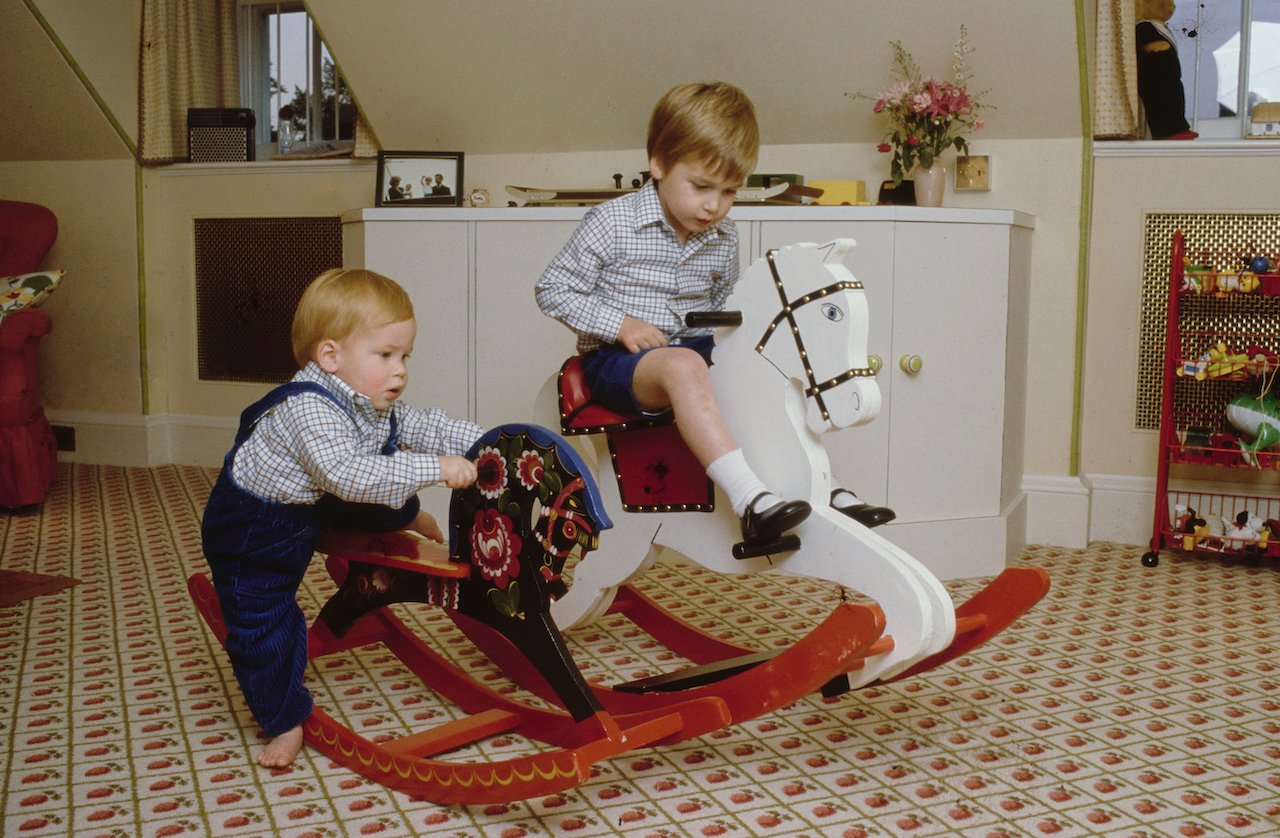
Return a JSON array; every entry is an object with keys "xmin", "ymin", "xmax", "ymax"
[
  {"xmin": 830, "ymin": 485, "xmax": 864, "ymax": 509},
  {"xmin": 707, "ymin": 449, "xmax": 775, "ymax": 517}
]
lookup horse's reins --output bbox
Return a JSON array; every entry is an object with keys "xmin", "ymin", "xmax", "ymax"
[{"xmin": 755, "ymin": 249, "xmax": 876, "ymax": 422}]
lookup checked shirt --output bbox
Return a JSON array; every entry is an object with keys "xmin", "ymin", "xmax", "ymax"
[
  {"xmin": 230, "ymin": 363, "xmax": 482, "ymax": 507},
  {"xmin": 535, "ymin": 180, "xmax": 740, "ymax": 354}
]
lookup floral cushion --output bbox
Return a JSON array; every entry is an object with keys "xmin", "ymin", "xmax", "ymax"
[{"xmin": 0, "ymin": 270, "xmax": 64, "ymax": 322}]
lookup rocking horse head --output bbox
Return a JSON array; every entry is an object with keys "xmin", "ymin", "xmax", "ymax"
[
  {"xmin": 449, "ymin": 424, "xmax": 612, "ymax": 620},
  {"xmin": 729, "ymin": 239, "xmax": 881, "ymax": 434}
]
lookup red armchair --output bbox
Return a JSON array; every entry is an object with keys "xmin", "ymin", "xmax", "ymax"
[{"xmin": 0, "ymin": 200, "xmax": 59, "ymax": 507}]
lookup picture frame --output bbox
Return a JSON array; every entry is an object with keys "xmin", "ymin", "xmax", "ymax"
[
  {"xmin": 954, "ymin": 155, "xmax": 991, "ymax": 191},
  {"xmin": 375, "ymin": 151, "xmax": 465, "ymax": 207}
]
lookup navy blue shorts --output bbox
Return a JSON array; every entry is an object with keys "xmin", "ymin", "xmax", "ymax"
[{"xmin": 580, "ymin": 335, "xmax": 714, "ymax": 416}]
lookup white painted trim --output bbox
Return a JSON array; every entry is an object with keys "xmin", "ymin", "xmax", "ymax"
[
  {"xmin": 1022, "ymin": 474, "xmax": 1092, "ymax": 549},
  {"xmin": 47, "ymin": 410, "xmax": 234, "ymax": 469},
  {"xmin": 1082, "ymin": 473, "xmax": 1155, "ymax": 547}
]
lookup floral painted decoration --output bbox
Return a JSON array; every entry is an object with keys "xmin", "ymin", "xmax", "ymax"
[
  {"xmin": 454, "ymin": 432, "xmax": 578, "ymax": 621},
  {"xmin": 866, "ymin": 26, "xmax": 987, "ymax": 185}
]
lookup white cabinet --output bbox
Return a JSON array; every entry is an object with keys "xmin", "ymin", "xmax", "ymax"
[
  {"xmin": 473, "ymin": 221, "xmax": 581, "ymax": 427},
  {"xmin": 343, "ymin": 206, "xmax": 1033, "ymax": 579},
  {"xmin": 753, "ymin": 210, "xmax": 1033, "ymax": 577},
  {"xmin": 341, "ymin": 216, "xmax": 472, "ymax": 420}
]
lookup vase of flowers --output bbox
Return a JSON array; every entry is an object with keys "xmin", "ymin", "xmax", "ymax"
[{"xmin": 867, "ymin": 27, "xmax": 986, "ymax": 207}]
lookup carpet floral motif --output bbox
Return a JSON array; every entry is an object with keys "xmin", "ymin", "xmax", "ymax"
[{"xmin": 2, "ymin": 464, "xmax": 1278, "ymax": 836}]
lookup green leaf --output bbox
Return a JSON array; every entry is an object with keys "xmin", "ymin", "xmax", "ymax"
[{"xmin": 488, "ymin": 587, "xmax": 516, "ymax": 617}]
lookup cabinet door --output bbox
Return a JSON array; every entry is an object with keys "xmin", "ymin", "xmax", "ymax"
[
  {"xmin": 758, "ymin": 221, "xmax": 895, "ymax": 508},
  {"xmin": 346, "ymin": 220, "xmax": 471, "ymax": 420},
  {"xmin": 889, "ymin": 222, "xmax": 1010, "ymax": 521},
  {"xmin": 474, "ymin": 221, "xmax": 582, "ymax": 429}
]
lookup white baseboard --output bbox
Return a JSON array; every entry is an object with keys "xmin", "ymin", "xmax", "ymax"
[
  {"xmin": 1081, "ymin": 473, "xmax": 1157, "ymax": 546},
  {"xmin": 1022, "ymin": 472, "xmax": 1161, "ymax": 548},
  {"xmin": 47, "ymin": 410, "xmax": 235, "ymax": 469},
  {"xmin": 1022, "ymin": 474, "xmax": 1092, "ymax": 549}
]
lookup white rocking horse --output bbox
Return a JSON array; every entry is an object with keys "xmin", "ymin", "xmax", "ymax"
[{"xmin": 536, "ymin": 239, "xmax": 987, "ymax": 686}]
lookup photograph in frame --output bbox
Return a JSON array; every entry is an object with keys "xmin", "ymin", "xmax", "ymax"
[{"xmin": 375, "ymin": 151, "xmax": 465, "ymax": 207}]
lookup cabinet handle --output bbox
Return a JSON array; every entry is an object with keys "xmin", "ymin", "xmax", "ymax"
[
  {"xmin": 867, "ymin": 354, "xmax": 882, "ymax": 373},
  {"xmin": 899, "ymin": 354, "xmax": 923, "ymax": 375}
]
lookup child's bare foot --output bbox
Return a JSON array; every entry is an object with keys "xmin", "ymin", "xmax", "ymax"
[
  {"xmin": 410, "ymin": 509, "xmax": 444, "ymax": 543},
  {"xmin": 257, "ymin": 724, "xmax": 304, "ymax": 767}
]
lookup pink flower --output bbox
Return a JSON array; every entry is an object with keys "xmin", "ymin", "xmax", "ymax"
[
  {"xmin": 907, "ymin": 135, "xmax": 919, "ymax": 146},
  {"xmin": 972, "ymin": 118, "xmax": 985, "ymax": 132},
  {"xmin": 470, "ymin": 508, "xmax": 522, "ymax": 589},
  {"xmin": 873, "ymin": 99, "xmax": 886, "ymax": 113},
  {"xmin": 877, "ymin": 142, "xmax": 892, "ymax": 153}
]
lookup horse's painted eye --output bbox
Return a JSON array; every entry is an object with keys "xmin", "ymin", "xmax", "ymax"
[
  {"xmin": 560, "ymin": 520, "xmax": 577, "ymax": 541},
  {"xmin": 820, "ymin": 303, "xmax": 843, "ymax": 321}
]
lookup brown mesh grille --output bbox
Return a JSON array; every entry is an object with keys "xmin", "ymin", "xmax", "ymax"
[
  {"xmin": 1137, "ymin": 214, "xmax": 1280, "ymax": 429},
  {"xmin": 194, "ymin": 217, "xmax": 342, "ymax": 383}
]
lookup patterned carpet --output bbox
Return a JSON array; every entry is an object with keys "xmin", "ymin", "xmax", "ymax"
[{"xmin": 2, "ymin": 463, "xmax": 1279, "ymax": 837}]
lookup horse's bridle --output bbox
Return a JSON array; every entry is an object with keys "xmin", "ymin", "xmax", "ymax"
[{"xmin": 755, "ymin": 249, "xmax": 876, "ymax": 422}]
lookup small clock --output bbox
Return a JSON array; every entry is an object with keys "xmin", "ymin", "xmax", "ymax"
[
  {"xmin": 954, "ymin": 155, "xmax": 991, "ymax": 191},
  {"xmin": 467, "ymin": 188, "xmax": 490, "ymax": 208}
]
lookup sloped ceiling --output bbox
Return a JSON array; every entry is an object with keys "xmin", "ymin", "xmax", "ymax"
[
  {"xmin": 310, "ymin": 0, "xmax": 1082, "ymax": 155},
  {"xmin": 0, "ymin": 0, "xmax": 130, "ymax": 162}
]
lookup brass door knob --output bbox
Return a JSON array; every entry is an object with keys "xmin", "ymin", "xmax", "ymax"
[
  {"xmin": 867, "ymin": 354, "xmax": 883, "ymax": 373},
  {"xmin": 899, "ymin": 354, "xmax": 923, "ymax": 375}
]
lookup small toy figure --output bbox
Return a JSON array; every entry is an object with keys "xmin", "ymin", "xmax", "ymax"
[
  {"xmin": 1223, "ymin": 510, "xmax": 1255, "ymax": 550},
  {"xmin": 1136, "ymin": 0, "xmax": 1198, "ymax": 140},
  {"xmin": 1175, "ymin": 503, "xmax": 1205, "ymax": 550}
]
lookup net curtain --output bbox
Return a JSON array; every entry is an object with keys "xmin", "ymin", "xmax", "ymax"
[{"xmin": 1094, "ymin": 0, "xmax": 1141, "ymax": 139}]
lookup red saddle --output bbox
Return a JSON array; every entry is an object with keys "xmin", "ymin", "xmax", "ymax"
[{"xmin": 556, "ymin": 356, "xmax": 713, "ymax": 513}]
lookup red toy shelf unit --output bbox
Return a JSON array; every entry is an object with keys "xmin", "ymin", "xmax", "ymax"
[{"xmin": 1143, "ymin": 230, "xmax": 1280, "ymax": 567}]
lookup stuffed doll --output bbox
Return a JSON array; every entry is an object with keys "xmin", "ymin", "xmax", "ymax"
[{"xmin": 1136, "ymin": 0, "xmax": 1198, "ymax": 139}]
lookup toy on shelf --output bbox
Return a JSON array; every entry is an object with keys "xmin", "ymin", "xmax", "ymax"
[
  {"xmin": 1182, "ymin": 247, "xmax": 1280, "ymax": 297},
  {"xmin": 1225, "ymin": 373, "xmax": 1280, "ymax": 467}
]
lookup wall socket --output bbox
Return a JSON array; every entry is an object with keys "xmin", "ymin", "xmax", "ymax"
[{"xmin": 51, "ymin": 425, "xmax": 76, "ymax": 452}]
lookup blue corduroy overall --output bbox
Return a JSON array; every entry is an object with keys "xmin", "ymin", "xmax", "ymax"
[{"xmin": 201, "ymin": 381, "xmax": 418, "ymax": 735}]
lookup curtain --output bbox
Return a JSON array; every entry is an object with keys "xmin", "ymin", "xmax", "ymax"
[
  {"xmin": 353, "ymin": 112, "xmax": 380, "ymax": 159},
  {"xmin": 138, "ymin": 0, "xmax": 239, "ymax": 165},
  {"xmin": 1094, "ymin": 0, "xmax": 1140, "ymax": 139}
]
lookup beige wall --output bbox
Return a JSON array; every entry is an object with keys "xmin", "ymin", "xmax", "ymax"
[
  {"xmin": 0, "ymin": 159, "xmax": 141, "ymax": 413},
  {"xmin": 1085, "ymin": 150, "xmax": 1280, "ymax": 478}
]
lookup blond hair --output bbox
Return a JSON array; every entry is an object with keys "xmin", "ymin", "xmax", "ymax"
[
  {"xmin": 291, "ymin": 268, "xmax": 415, "ymax": 367},
  {"xmin": 647, "ymin": 82, "xmax": 759, "ymax": 183}
]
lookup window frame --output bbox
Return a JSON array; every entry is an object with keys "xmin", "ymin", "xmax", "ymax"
[{"xmin": 237, "ymin": 0, "xmax": 352, "ymax": 153}]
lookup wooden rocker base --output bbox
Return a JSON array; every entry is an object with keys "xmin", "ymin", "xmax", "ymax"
[
  {"xmin": 449, "ymin": 593, "xmax": 888, "ymax": 736},
  {"xmin": 450, "ymin": 565, "xmax": 1048, "ymax": 726},
  {"xmin": 188, "ymin": 571, "xmax": 728, "ymax": 804},
  {"xmin": 609, "ymin": 565, "xmax": 1051, "ymax": 697}
]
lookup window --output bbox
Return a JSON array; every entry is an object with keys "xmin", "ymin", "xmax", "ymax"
[
  {"xmin": 1168, "ymin": 0, "xmax": 1280, "ymax": 137},
  {"xmin": 238, "ymin": 1, "xmax": 355, "ymax": 152}
]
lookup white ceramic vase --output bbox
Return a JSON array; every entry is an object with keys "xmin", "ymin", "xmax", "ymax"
[{"xmin": 913, "ymin": 163, "xmax": 946, "ymax": 207}]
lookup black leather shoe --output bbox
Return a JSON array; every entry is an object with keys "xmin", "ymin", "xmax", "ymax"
[
  {"xmin": 741, "ymin": 493, "xmax": 812, "ymax": 543},
  {"xmin": 830, "ymin": 490, "xmax": 896, "ymax": 528}
]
